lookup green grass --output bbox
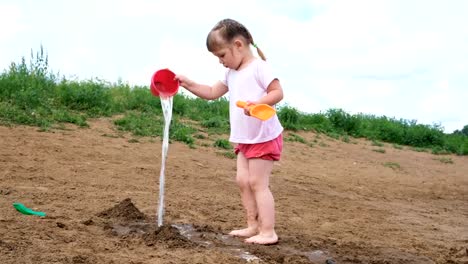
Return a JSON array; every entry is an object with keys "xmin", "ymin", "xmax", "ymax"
[
  {"xmin": 201, "ymin": 116, "xmax": 230, "ymax": 135},
  {"xmin": 383, "ymin": 162, "xmax": 401, "ymax": 170},
  {"xmin": 219, "ymin": 151, "xmax": 236, "ymax": 159},
  {"xmin": 373, "ymin": 148, "xmax": 386, "ymax": 154},
  {"xmin": 372, "ymin": 140, "xmax": 384, "ymax": 147},
  {"xmin": 114, "ymin": 112, "xmax": 164, "ymax": 137},
  {"xmin": 393, "ymin": 144, "xmax": 403, "ymax": 150},
  {"xmin": 434, "ymin": 157, "xmax": 454, "ymax": 164},
  {"xmin": 102, "ymin": 133, "xmax": 122, "ymax": 138},
  {"xmin": 341, "ymin": 135, "xmax": 350, "ymax": 143},
  {"xmin": 285, "ymin": 133, "xmax": 306, "ymax": 144},
  {"xmin": 128, "ymin": 138, "xmax": 139, "ymax": 143},
  {"xmin": 412, "ymin": 147, "xmax": 428, "ymax": 153},
  {"xmin": 1, "ymin": 46, "xmax": 467, "ymax": 155},
  {"xmin": 431, "ymin": 146, "xmax": 451, "ymax": 155},
  {"xmin": 194, "ymin": 133, "xmax": 207, "ymax": 139},
  {"xmin": 327, "ymin": 132, "xmax": 341, "ymax": 140},
  {"xmin": 213, "ymin": 139, "xmax": 232, "ymax": 150},
  {"xmin": 319, "ymin": 142, "xmax": 329, "ymax": 147}
]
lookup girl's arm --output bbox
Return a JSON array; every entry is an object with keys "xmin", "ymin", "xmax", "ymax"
[
  {"xmin": 257, "ymin": 79, "xmax": 284, "ymax": 106},
  {"xmin": 176, "ymin": 75, "xmax": 228, "ymax": 100}
]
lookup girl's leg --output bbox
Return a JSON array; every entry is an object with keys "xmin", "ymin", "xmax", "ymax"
[
  {"xmin": 229, "ymin": 152, "xmax": 259, "ymax": 237},
  {"xmin": 244, "ymin": 158, "xmax": 278, "ymax": 245}
]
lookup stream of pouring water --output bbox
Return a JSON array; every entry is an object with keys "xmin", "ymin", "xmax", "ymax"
[{"xmin": 157, "ymin": 97, "xmax": 173, "ymax": 227}]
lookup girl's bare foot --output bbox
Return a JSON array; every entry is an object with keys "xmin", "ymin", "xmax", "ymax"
[
  {"xmin": 245, "ymin": 232, "xmax": 278, "ymax": 245},
  {"xmin": 229, "ymin": 227, "xmax": 258, "ymax": 237}
]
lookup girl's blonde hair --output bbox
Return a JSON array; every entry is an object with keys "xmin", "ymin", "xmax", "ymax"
[{"xmin": 206, "ymin": 18, "xmax": 266, "ymax": 61}]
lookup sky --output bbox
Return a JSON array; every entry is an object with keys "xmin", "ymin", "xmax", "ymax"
[{"xmin": 1, "ymin": 0, "xmax": 467, "ymax": 133}]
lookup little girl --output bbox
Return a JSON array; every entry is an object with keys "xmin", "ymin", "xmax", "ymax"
[{"xmin": 176, "ymin": 18, "xmax": 284, "ymax": 245}]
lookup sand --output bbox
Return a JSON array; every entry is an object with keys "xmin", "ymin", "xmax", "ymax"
[{"xmin": 1, "ymin": 118, "xmax": 467, "ymax": 263}]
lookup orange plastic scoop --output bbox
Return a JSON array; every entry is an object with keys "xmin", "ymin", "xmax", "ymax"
[{"xmin": 236, "ymin": 101, "xmax": 276, "ymax": 121}]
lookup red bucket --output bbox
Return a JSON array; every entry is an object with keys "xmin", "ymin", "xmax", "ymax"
[{"xmin": 150, "ymin": 69, "xmax": 179, "ymax": 97}]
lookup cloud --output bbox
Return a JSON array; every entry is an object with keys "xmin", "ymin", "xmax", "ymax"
[
  {"xmin": 416, "ymin": 79, "xmax": 468, "ymax": 131},
  {"xmin": 0, "ymin": 3, "xmax": 25, "ymax": 40},
  {"xmin": 0, "ymin": 3, "xmax": 27, "ymax": 64}
]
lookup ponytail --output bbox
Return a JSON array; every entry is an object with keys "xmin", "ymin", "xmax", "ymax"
[{"xmin": 252, "ymin": 42, "xmax": 266, "ymax": 61}]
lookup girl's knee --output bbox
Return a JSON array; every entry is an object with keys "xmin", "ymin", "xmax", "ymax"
[
  {"xmin": 236, "ymin": 174, "xmax": 250, "ymax": 189},
  {"xmin": 248, "ymin": 177, "xmax": 267, "ymax": 192}
]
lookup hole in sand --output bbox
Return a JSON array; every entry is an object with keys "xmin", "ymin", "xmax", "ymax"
[{"xmin": 89, "ymin": 199, "xmax": 336, "ymax": 263}]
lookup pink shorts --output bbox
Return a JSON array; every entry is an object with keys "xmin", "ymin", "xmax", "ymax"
[{"xmin": 234, "ymin": 134, "xmax": 283, "ymax": 161}]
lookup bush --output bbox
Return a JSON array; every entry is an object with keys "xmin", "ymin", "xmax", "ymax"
[
  {"xmin": 57, "ymin": 79, "xmax": 113, "ymax": 116},
  {"xmin": 121, "ymin": 85, "xmax": 161, "ymax": 113},
  {"xmin": 445, "ymin": 134, "xmax": 468, "ymax": 155},
  {"xmin": 403, "ymin": 124, "xmax": 444, "ymax": 148},
  {"xmin": 326, "ymin": 108, "xmax": 361, "ymax": 136},
  {"xmin": 1, "ymin": 47, "xmax": 467, "ymax": 155},
  {"xmin": 0, "ymin": 46, "xmax": 56, "ymax": 111},
  {"xmin": 278, "ymin": 105, "xmax": 300, "ymax": 130},
  {"xmin": 300, "ymin": 113, "xmax": 333, "ymax": 132}
]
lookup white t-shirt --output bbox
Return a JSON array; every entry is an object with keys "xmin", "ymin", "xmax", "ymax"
[{"xmin": 222, "ymin": 59, "xmax": 284, "ymax": 144}]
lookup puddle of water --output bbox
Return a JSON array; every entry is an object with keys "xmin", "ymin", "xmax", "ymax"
[
  {"xmin": 172, "ymin": 224, "xmax": 212, "ymax": 246},
  {"xmin": 111, "ymin": 222, "xmax": 334, "ymax": 263},
  {"xmin": 172, "ymin": 223, "xmax": 338, "ymax": 262},
  {"xmin": 157, "ymin": 97, "xmax": 173, "ymax": 227},
  {"xmin": 172, "ymin": 223, "xmax": 261, "ymax": 262},
  {"xmin": 237, "ymin": 250, "xmax": 261, "ymax": 262},
  {"xmin": 112, "ymin": 222, "xmax": 153, "ymax": 236},
  {"xmin": 306, "ymin": 250, "xmax": 334, "ymax": 263}
]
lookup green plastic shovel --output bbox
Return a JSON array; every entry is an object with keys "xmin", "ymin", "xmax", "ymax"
[{"xmin": 13, "ymin": 202, "xmax": 46, "ymax": 217}]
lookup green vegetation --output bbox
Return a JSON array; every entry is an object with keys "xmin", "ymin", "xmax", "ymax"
[
  {"xmin": 431, "ymin": 146, "xmax": 451, "ymax": 155},
  {"xmin": 219, "ymin": 151, "xmax": 236, "ymax": 159},
  {"xmin": 383, "ymin": 162, "xmax": 401, "ymax": 170},
  {"xmin": 1, "ymin": 47, "xmax": 467, "ymax": 155},
  {"xmin": 213, "ymin": 139, "xmax": 232, "ymax": 149},
  {"xmin": 372, "ymin": 140, "xmax": 384, "ymax": 147},
  {"xmin": 434, "ymin": 157, "xmax": 454, "ymax": 164},
  {"xmin": 373, "ymin": 148, "xmax": 386, "ymax": 154},
  {"xmin": 412, "ymin": 147, "xmax": 428, "ymax": 153},
  {"xmin": 393, "ymin": 144, "xmax": 403, "ymax": 150},
  {"xmin": 285, "ymin": 133, "xmax": 306, "ymax": 144},
  {"xmin": 341, "ymin": 135, "xmax": 350, "ymax": 143},
  {"xmin": 128, "ymin": 138, "xmax": 140, "ymax": 143}
]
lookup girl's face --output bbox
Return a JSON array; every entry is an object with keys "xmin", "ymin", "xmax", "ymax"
[
  {"xmin": 210, "ymin": 32, "xmax": 245, "ymax": 70},
  {"xmin": 212, "ymin": 46, "xmax": 241, "ymax": 70}
]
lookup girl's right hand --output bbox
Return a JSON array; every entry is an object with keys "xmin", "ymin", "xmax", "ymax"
[{"xmin": 175, "ymin": 75, "xmax": 195, "ymax": 89}]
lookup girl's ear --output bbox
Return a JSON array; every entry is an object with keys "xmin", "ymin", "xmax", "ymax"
[{"xmin": 233, "ymin": 38, "xmax": 244, "ymax": 48}]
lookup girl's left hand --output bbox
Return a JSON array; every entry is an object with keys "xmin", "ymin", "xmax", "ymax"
[{"xmin": 243, "ymin": 101, "xmax": 256, "ymax": 116}]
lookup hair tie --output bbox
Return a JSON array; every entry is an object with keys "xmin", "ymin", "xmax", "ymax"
[{"xmin": 252, "ymin": 42, "xmax": 258, "ymax": 49}]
